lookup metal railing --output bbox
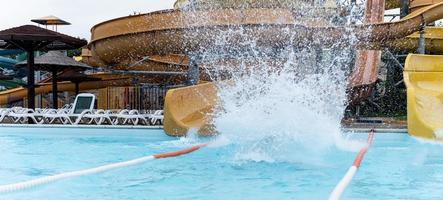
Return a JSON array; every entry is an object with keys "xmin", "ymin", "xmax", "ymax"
[{"xmin": 98, "ymin": 85, "xmax": 181, "ymax": 110}]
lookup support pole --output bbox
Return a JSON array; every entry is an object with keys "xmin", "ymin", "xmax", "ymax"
[
  {"xmin": 51, "ymin": 68, "xmax": 58, "ymax": 109},
  {"xmin": 187, "ymin": 59, "xmax": 199, "ymax": 85},
  {"xmin": 75, "ymin": 82, "xmax": 80, "ymax": 96},
  {"xmin": 400, "ymin": 0, "xmax": 409, "ymax": 18},
  {"xmin": 417, "ymin": 26, "xmax": 425, "ymax": 54},
  {"xmin": 26, "ymin": 50, "xmax": 35, "ymax": 111}
]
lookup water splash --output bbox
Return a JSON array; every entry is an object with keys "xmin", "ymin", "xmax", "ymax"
[
  {"xmin": 179, "ymin": 0, "xmax": 368, "ymax": 163},
  {"xmin": 208, "ymin": 49, "xmax": 363, "ymax": 163}
]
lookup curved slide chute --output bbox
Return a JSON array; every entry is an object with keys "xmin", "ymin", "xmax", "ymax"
[
  {"xmin": 0, "ymin": 49, "xmax": 22, "ymax": 56},
  {"xmin": 164, "ymin": 82, "xmax": 217, "ymax": 136},
  {"xmin": 404, "ymin": 54, "xmax": 443, "ymax": 140},
  {"xmin": 88, "ymin": 2, "xmax": 443, "ymax": 71},
  {"xmin": 388, "ymin": 26, "xmax": 443, "ymax": 53},
  {"xmin": 0, "ymin": 57, "xmax": 17, "ymax": 70},
  {"xmin": 347, "ymin": 0, "xmax": 385, "ymax": 105}
]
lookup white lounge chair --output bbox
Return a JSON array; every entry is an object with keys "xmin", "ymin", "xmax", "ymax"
[
  {"xmin": 41, "ymin": 108, "xmax": 71, "ymax": 124},
  {"xmin": 61, "ymin": 93, "xmax": 96, "ymax": 125},
  {"xmin": 80, "ymin": 109, "xmax": 115, "ymax": 125},
  {"xmin": 150, "ymin": 110, "xmax": 164, "ymax": 125},
  {"xmin": 7, "ymin": 107, "xmax": 44, "ymax": 124},
  {"xmin": 0, "ymin": 94, "xmax": 164, "ymax": 126},
  {"xmin": 111, "ymin": 109, "xmax": 147, "ymax": 125},
  {"xmin": 0, "ymin": 108, "xmax": 10, "ymax": 123}
]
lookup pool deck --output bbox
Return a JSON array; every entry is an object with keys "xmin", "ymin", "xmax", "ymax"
[{"xmin": 0, "ymin": 125, "xmax": 406, "ymax": 134}]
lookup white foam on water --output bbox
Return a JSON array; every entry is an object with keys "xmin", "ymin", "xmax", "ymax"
[
  {"xmin": 413, "ymin": 133, "xmax": 443, "ymax": 146},
  {"xmin": 434, "ymin": 129, "xmax": 443, "ymax": 140},
  {"xmin": 206, "ymin": 53, "xmax": 364, "ymax": 164}
]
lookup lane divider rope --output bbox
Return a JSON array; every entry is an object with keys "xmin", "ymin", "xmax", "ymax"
[
  {"xmin": 0, "ymin": 143, "xmax": 208, "ymax": 193},
  {"xmin": 328, "ymin": 129, "xmax": 375, "ymax": 200}
]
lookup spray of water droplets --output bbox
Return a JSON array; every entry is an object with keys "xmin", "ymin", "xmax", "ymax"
[{"xmin": 178, "ymin": 0, "xmax": 368, "ymax": 163}]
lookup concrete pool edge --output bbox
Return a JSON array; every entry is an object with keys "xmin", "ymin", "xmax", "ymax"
[
  {"xmin": 0, "ymin": 124, "xmax": 406, "ymax": 134},
  {"xmin": 342, "ymin": 128, "xmax": 407, "ymax": 133},
  {"xmin": 0, "ymin": 124, "xmax": 163, "ymax": 130}
]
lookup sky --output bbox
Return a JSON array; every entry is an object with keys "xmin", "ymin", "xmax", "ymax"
[
  {"xmin": 0, "ymin": 0, "xmax": 176, "ymax": 41},
  {"xmin": 0, "ymin": 1, "xmax": 417, "ymax": 42}
]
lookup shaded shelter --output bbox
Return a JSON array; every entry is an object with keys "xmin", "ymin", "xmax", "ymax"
[
  {"xmin": 16, "ymin": 51, "xmax": 92, "ymax": 108},
  {"xmin": 31, "ymin": 15, "xmax": 71, "ymax": 31},
  {"xmin": 57, "ymin": 69, "xmax": 101, "ymax": 95},
  {"xmin": 0, "ymin": 25, "xmax": 87, "ymax": 110}
]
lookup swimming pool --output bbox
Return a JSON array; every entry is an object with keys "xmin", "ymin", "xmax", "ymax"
[{"xmin": 0, "ymin": 127, "xmax": 442, "ymax": 200}]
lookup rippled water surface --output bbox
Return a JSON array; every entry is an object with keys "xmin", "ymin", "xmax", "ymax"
[{"xmin": 0, "ymin": 128, "xmax": 442, "ymax": 200}]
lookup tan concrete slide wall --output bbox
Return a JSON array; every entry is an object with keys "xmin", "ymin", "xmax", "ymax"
[{"xmin": 164, "ymin": 82, "xmax": 218, "ymax": 136}]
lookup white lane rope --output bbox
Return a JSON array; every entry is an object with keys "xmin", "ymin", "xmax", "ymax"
[
  {"xmin": 0, "ymin": 143, "xmax": 207, "ymax": 193},
  {"xmin": 0, "ymin": 155, "xmax": 155, "ymax": 193}
]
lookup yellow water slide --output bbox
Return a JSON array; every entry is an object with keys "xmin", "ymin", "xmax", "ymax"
[
  {"xmin": 163, "ymin": 82, "xmax": 217, "ymax": 136},
  {"xmin": 404, "ymin": 54, "xmax": 443, "ymax": 140},
  {"xmin": 389, "ymin": 26, "xmax": 443, "ymax": 54}
]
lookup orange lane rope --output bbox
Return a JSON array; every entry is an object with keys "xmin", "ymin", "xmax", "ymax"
[
  {"xmin": 329, "ymin": 129, "xmax": 375, "ymax": 200},
  {"xmin": 154, "ymin": 143, "xmax": 208, "ymax": 159}
]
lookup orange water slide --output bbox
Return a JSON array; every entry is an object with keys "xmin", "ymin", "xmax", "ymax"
[
  {"xmin": 0, "ymin": 74, "xmax": 132, "ymax": 106},
  {"xmin": 87, "ymin": 2, "xmax": 443, "ymax": 71},
  {"xmin": 348, "ymin": 0, "xmax": 385, "ymax": 105},
  {"xmin": 410, "ymin": 0, "xmax": 443, "ymax": 11},
  {"xmin": 387, "ymin": 26, "xmax": 443, "ymax": 53},
  {"xmin": 348, "ymin": 0, "xmax": 443, "ymax": 105},
  {"xmin": 384, "ymin": 0, "xmax": 443, "ymax": 10}
]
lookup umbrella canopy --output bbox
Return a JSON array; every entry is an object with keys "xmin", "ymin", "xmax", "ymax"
[
  {"xmin": 16, "ymin": 51, "xmax": 92, "ymax": 109},
  {"xmin": 16, "ymin": 51, "xmax": 92, "ymax": 71},
  {"xmin": 0, "ymin": 25, "xmax": 86, "ymax": 51},
  {"xmin": 31, "ymin": 15, "xmax": 71, "ymax": 26},
  {"xmin": 57, "ymin": 70, "xmax": 101, "ymax": 95},
  {"xmin": 57, "ymin": 70, "xmax": 101, "ymax": 82},
  {"xmin": 0, "ymin": 25, "xmax": 87, "ymax": 111}
]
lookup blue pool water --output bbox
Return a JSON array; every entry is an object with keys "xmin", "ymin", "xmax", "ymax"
[{"xmin": 0, "ymin": 127, "xmax": 442, "ymax": 200}]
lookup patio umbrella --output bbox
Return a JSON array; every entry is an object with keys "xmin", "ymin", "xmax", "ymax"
[
  {"xmin": 57, "ymin": 70, "xmax": 101, "ymax": 95},
  {"xmin": 31, "ymin": 15, "xmax": 71, "ymax": 32},
  {"xmin": 0, "ymin": 25, "xmax": 87, "ymax": 110},
  {"xmin": 16, "ymin": 51, "xmax": 92, "ymax": 109}
]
